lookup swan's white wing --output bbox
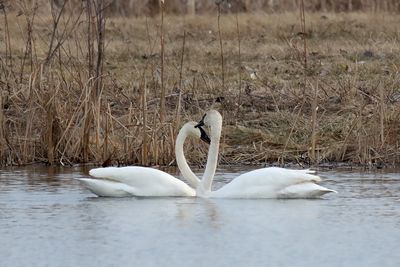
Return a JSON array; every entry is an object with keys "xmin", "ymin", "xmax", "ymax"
[
  {"xmin": 89, "ymin": 166, "xmax": 195, "ymax": 197},
  {"xmin": 225, "ymin": 167, "xmax": 320, "ymax": 187},
  {"xmin": 211, "ymin": 167, "xmax": 331, "ymax": 198},
  {"xmin": 78, "ymin": 178, "xmax": 135, "ymax": 197}
]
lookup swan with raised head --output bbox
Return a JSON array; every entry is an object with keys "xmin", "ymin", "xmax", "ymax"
[
  {"xmin": 79, "ymin": 122, "xmax": 209, "ymax": 197},
  {"xmin": 189, "ymin": 110, "xmax": 337, "ymax": 198}
]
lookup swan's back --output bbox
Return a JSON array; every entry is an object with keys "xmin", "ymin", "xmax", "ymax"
[
  {"xmin": 228, "ymin": 167, "xmax": 320, "ymax": 186},
  {"xmin": 211, "ymin": 167, "xmax": 326, "ymax": 198},
  {"xmin": 89, "ymin": 166, "xmax": 195, "ymax": 197}
]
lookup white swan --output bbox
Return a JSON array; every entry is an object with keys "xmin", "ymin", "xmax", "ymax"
[
  {"xmin": 189, "ymin": 110, "xmax": 337, "ymax": 198},
  {"xmin": 79, "ymin": 122, "xmax": 209, "ymax": 197}
]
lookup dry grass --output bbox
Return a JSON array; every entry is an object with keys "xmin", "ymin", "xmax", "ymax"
[
  {"xmin": 42, "ymin": 1, "xmax": 400, "ymax": 15},
  {"xmin": 1, "ymin": 2, "xmax": 400, "ymax": 167}
]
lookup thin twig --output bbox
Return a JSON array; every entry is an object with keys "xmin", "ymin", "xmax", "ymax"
[
  {"xmin": 217, "ymin": 3, "xmax": 225, "ymax": 91},
  {"xmin": 175, "ymin": 30, "xmax": 186, "ymax": 132},
  {"xmin": 159, "ymin": 0, "xmax": 166, "ymax": 123},
  {"xmin": 235, "ymin": 12, "xmax": 242, "ymax": 117}
]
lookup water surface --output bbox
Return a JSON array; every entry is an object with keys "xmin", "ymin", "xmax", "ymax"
[{"xmin": 0, "ymin": 167, "xmax": 399, "ymax": 267}]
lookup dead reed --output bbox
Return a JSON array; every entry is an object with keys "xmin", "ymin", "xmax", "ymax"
[
  {"xmin": 216, "ymin": 1, "xmax": 225, "ymax": 91},
  {"xmin": 1, "ymin": 1, "xmax": 400, "ymax": 168}
]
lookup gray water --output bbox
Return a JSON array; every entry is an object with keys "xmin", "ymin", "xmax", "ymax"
[{"xmin": 0, "ymin": 166, "xmax": 399, "ymax": 267}]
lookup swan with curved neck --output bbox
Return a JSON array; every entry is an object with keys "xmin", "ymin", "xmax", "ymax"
[
  {"xmin": 79, "ymin": 122, "xmax": 210, "ymax": 197},
  {"xmin": 190, "ymin": 110, "xmax": 337, "ymax": 198}
]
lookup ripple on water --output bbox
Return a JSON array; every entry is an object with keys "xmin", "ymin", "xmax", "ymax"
[{"xmin": 0, "ymin": 167, "xmax": 400, "ymax": 267}]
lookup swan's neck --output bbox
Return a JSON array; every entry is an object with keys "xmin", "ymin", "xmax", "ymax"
[
  {"xmin": 198, "ymin": 124, "xmax": 221, "ymax": 195},
  {"xmin": 175, "ymin": 129, "xmax": 200, "ymax": 189}
]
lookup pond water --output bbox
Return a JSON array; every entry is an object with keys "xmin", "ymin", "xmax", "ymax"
[{"xmin": 0, "ymin": 166, "xmax": 399, "ymax": 267}]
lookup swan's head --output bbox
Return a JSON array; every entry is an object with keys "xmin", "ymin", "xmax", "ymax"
[
  {"xmin": 195, "ymin": 110, "xmax": 222, "ymax": 132},
  {"xmin": 181, "ymin": 121, "xmax": 210, "ymax": 144}
]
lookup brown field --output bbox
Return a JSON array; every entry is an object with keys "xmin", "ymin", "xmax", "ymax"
[{"xmin": 1, "ymin": 1, "xmax": 400, "ymax": 167}]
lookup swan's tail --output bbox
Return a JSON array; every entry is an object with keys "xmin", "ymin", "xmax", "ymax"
[
  {"xmin": 88, "ymin": 167, "xmax": 131, "ymax": 184},
  {"xmin": 298, "ymin": 169, "xmax": 322, "ymax": 182},
  {"xmin": 266, "ymin": 167, "xmax": 321, "ymax": 183},
  {"xmin": 278, "ymin": 182, "xmax": 337, "ymax": 199},
  {"xmin": 294, "ymin": 169, "xmax": 321, "ymax": 183},
  {"xmin": 89, "ymin": 167, "xmax": 118, "ymax": 178},
  {"xmin": 77, "ymin": 178, "xmax": 135, "ymax": 197}
]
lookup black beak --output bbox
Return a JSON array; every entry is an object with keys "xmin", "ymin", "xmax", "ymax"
[
  {"xmin": 195, "ymin": 114, "xmax": 206, "ymax": 128},
  {"xmin": 198, "ymin": 126, "xmax": 211, "ymax": 144}
]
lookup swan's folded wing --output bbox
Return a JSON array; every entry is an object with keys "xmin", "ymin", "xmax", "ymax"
[
  {"xmin": 89, "ymin": 166, "xmax": 175, "ymax": 185},
  {"xmin": 233, "ymin": 167, "xmax": 321, "ymax": 188},
  {"xmin": 89, "ymin": 166, "xmax": 195, "ymax": 196}
]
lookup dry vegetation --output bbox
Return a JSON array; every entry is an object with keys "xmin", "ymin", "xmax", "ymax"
[
  {"xmin": 49, "ymin": 0, "xmax": 400, "ymax": 15},
  {"xmin": 1, "ymin": 0, "xmax": 400, "ymax": 168}
]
